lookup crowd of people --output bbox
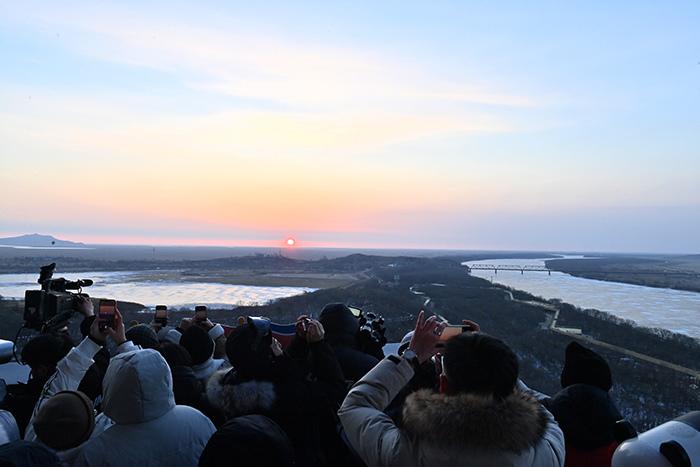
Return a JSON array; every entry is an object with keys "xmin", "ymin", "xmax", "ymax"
[{"xmin": 0, "ymin": 297, "xmax": 637, "ymax": 466}]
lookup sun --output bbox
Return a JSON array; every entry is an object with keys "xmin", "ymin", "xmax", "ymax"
[{"xmin": 286, "ymin": 238, "xmax": 296, "ymax": 246}]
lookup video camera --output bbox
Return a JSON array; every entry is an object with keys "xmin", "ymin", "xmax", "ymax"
[
  {"xmin": 350, "ymin": 307, "xmax": 387, "ymax": 353},
  {"xmin": 23, "ymin": 263, "xmax": 93, "ymax": 331}
]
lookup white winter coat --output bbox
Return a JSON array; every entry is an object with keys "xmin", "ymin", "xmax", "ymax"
[
  {"xmin": 74, "ymin": 349, "xmax": 215, "ymax": 467},
  {"xmin": 338, "ymin": 357, "xmax": 566, "ymax": 467}
]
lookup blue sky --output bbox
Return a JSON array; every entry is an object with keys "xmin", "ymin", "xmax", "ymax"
[{"xmin": 1, "ymin": 1, "xmax": 698, "ymax": 252}]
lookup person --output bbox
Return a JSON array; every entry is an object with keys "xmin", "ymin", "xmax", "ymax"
[
  {"xmin": 318, "ymin": 303, "xmax": 380, "ymax": 383},
  {"xmin": 545, "ymin": 342, "xmax": 629, "ymax": 467},
  {"xmin": 207, "ymin": 316, "xmax": 345, "ymax": 467},
  {"xmin": 198, "ymin": 414, "xmax": 295, "ymax": 467},
  {"xmin": 338, "ymin": 311, "xmax": 565, "ymax": 467},
  {"xmin": 180, "ymin": 325, "xmax": 228, "ymax": 383},
  {"xmin": 74, "ymin": 348, "xmax": 216, "ymax": 466}
]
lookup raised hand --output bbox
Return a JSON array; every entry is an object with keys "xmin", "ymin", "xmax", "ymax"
[
  {"xmin": 408, "ymin": 310, "xmax": 446, "ymax": 363},
  {"xmin": 106, "ymin": 307, "xmax": 127, "ymax": 346}
]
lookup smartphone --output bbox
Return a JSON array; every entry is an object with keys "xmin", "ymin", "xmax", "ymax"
[
  {"xmin": 194, "ymin": 305, "xmax": 207, "ymax": 322},
  {"xmin": 439, "ymin": 324, "xmax": 468, "ymax": 341},
  {"xmin": 98, "ymin": 299, "xmax": 116, "ymax": 331},
  {"xmin": 154, "ymin": 305, "xmax": 168, "ymax": 326}
]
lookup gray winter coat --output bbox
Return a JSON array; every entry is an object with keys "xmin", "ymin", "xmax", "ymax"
[
  {"xmin": 338, "ymin": 357, "xmax": 565, "ymax": 467},
  {"xmin": 74, "ymin": 349, "xmax": 215, "ymax": 467}
]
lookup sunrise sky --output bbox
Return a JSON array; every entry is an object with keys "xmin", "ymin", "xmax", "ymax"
[{"xmin": 1, "ymin": 1, "xmax": 698, "ymax": 252}]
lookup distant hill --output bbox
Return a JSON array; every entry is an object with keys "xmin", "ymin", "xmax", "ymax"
[{"xmin": 0, "ymin": 234, "xmax": 85, "ymax": 247}]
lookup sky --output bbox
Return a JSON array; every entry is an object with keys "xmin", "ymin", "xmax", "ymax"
[{"xmin": 1, "ymin": 1, "xmax": 699, "ymax": 253}]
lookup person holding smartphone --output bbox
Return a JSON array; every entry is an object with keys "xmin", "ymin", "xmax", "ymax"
[{"xmin": 338, "ymin": 311, "xmax": 565, "ymax": 467}]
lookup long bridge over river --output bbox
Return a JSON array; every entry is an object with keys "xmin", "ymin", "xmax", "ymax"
[{"xmin": 465, "ymin": 264, "xmax": 700, "ymax": 277}]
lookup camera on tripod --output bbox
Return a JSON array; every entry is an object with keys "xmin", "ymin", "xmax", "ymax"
[{"xmin": 23, "ymin": 263, "xmax": 94, "ymax": 331}]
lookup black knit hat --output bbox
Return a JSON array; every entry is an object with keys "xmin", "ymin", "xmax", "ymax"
[
  {"xmin": 180, "ymin": 326, "xmax": 214, "ymax": 365},
  {"xmin": 561, "ymin": 342, "xmax": 612, "ymax": 391},
  {"xmin": 125, "ymin": 324, "xmax": 159, "ymax": 350}
]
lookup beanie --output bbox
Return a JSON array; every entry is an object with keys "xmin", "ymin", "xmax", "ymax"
[
  {"xmin": 125, "ymin": 324, "xmax": 159, "ymax": 350},
  {"xmin": 33, "ymin": 391, "xmax": 95, "ymax": 451},
  {"xmin": 561, "ymin": 342, "xmax": 613, "ymax": 391},
  {"xmin": 180, "ymin": 326, "xmax": 214, "ymax": 365}
]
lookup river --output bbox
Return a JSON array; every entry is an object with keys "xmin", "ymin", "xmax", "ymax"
[
  {"xmin": 0, "ymin": 271, "xmax": 315, "ymax": 310},
  {"xmin": 464, "ymin": 258, "xmax": 700, "ymax": 339}
]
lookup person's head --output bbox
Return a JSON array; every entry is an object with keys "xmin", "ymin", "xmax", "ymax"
[
  {"xmin": 125, "ymin": 324, "xmax": 159, "ymax": 350},
  {"xmin": 440, "ymin": 333, "xmax": 519, "ymax": 399},
  {"xmin": 319, "ymin": 303, "xmax": 359, "ymax": 345},
  {"xmin": 561, "ymin": 342, "xmax": 612, "ymax": 391},
  {"xmin": 199, "ymin": 415, "xmax": 294, "ymax": 467},
  {"xmin": 102, "ymin": 349, "xmax": 175, "ymax": 425},
  {"xmin": 225, "ymin": 320, "xmax": 274, "ymax": 381},
  {"xmin": 180, "ymin": 326, "xmax": 214, "ymax": 366},
  {"xmin": 33, "ymin": 391, "xmax": 95, "ymax": 451},
  {"xmin": 158, "ymin": 341, "xmax": 193, "ymax": 368},
  {"xmin": 21, "ymin": 333, "xmax": 73, "ymax": 382}
]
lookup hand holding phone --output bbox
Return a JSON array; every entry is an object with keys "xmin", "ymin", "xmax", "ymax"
[{"xmin": 98, "ymin": 299, "xmax": 117, "ymax": 332}]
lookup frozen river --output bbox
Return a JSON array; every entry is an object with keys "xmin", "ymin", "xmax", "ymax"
[
  {"xmin": 464, "ymin": 258, "xmax": 700, "ymax": 339},
  {"xmin": 0, "ymin": 271, "xmax": 315, "ymax": 310}
]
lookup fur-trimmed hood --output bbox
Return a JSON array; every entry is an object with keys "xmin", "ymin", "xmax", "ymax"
[
  {"xmin": 402, "ymin": 389, "xmax": 548, "ymax": 453},
  {"xmin": 206, "ymin": 369, "xmax": 276, "ymax": 418}
]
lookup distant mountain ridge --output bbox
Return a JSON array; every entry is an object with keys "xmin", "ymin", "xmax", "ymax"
[{"xmin": 0, "ymin": 234, "xmax": 85, "ymax": 247}]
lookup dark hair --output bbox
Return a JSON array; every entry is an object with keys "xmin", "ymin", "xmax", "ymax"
[
  {"xmin": 158, "ymin": 341, "xmax": 193, "ymax": 368},
  {"xmin": 442, "ymin": 333, "xmax": 519, "ymax": 399},
  {"xmin": 179, "ymin": 327, "xmax": 213, "ymax": 366},
  {"xmin": 21, "ymin": 333, "xmax": 73, "ymax": 369}
]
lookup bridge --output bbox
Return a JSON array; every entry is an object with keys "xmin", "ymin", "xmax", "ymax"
[{"xmin": 465, "ymin": 264, "xmax": 700, "ymax": 277}]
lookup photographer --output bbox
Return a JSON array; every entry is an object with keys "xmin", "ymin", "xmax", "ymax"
[
  {"xmin": 318, "ymin": 303, "xmax": 383, "ymax": 383},
  {"xmin": 338, "ymin": 311, "xmax": 565, "ymax": 467}
]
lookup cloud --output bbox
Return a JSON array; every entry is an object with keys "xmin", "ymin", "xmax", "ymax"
[{"xmin": 3, "ymin": 2, "xmax": 540, "ymax": 110}]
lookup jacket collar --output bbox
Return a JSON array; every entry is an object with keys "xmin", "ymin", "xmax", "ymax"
[{"xmin": 402, "ymin": 389, "xmax": 548, "ymax": 453}]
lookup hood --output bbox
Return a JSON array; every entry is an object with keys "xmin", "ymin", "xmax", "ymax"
[
  {"xmin": 319, "ymin": 304, "xmax": 359, "ymax": 347},
  {"xmin": 206, "ymin": 369, "xmax": 276, "ymax": 419},
  {"xmin": 402, "ymin": 388, "xmax": 548, "ymax": 453},
  {"xmin": 102, "ymin": 349, "xmax": 175, "ymax": 424}
]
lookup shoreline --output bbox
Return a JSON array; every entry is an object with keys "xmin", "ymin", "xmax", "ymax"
[{"xmin": 545, "ymin": 257, "xmax": 700, "ymax": 294}]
